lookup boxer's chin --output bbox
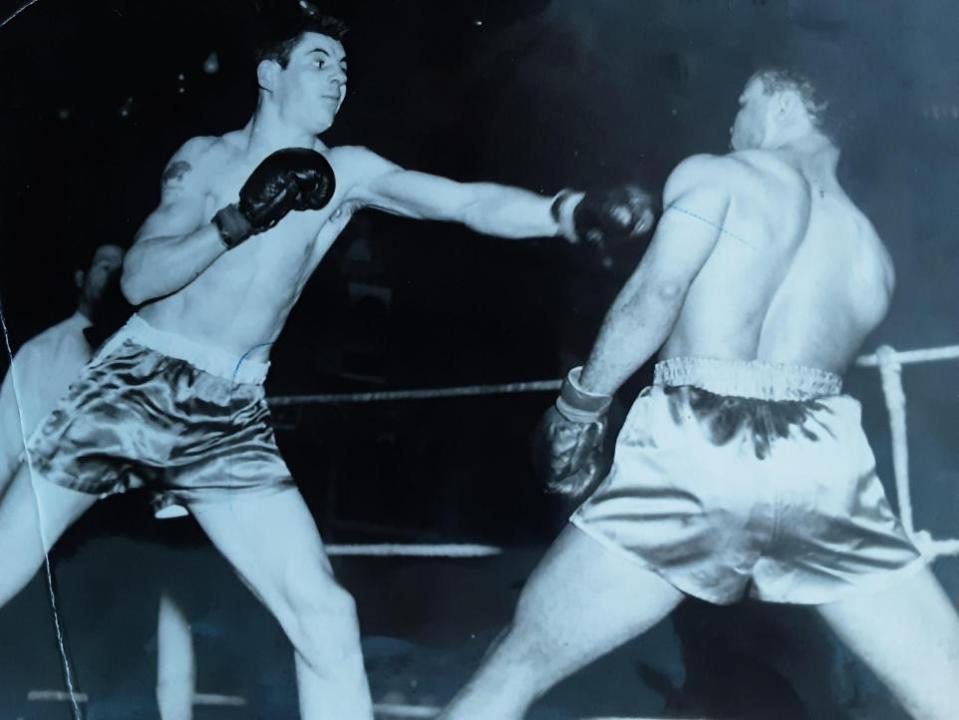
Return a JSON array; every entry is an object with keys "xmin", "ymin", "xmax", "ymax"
[
  {"xmin": 311, "ymin": 107, "xmax": 338, "ymax": 133},
  {"xmin": 730, "ymin": 135, "xmax": 753, "ymax": 152},
  {"xmin": 312, "ymin": 115, "xmax": 335, "ymax": 135}
]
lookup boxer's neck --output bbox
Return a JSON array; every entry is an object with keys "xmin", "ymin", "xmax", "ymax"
[
  {"xmin": 778, "ymin": 133, "xmax": 839, "ymax": 179},
  {"xmin": 245, "ymin": 106, "xmax": 324, "ymax": 158}
]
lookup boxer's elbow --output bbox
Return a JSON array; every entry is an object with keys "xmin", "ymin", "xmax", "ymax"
[
  {"xmin": 623, "ymin": 276, "xmax": 685, "ymax": 307},
  {"xmin": 121, "ymin": 275, "xmax": 148, "ymax": 307},
  {"xmin": 652, "ymin": 279, "xmax": 686, "ymax": 303},
  {"xmin": 120, "ymin": 252, "xmax": 153, "ymax": 306},
  {"xmin": 618, "ymin": 279, "xmax": 686, "ymax": 326}
]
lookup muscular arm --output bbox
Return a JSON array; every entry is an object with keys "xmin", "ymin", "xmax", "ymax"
[
  {"xmin": 347, "ymin": 148, "xmax": 562, "ymax": 239},
  {"xmin": 121, "ymin": 138, "xmax": 225, "ymax": 305},
  {"xmin": 579, "ymin": 155, "xmax": 731, "ymax": 394}
]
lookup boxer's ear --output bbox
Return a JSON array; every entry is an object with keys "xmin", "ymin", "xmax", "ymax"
[
  {"xmin": 257, "ymin": 59, "xmax": 281, "ymax": 93},
  {"xmin": 775, "ymin": 89, "xmax": 804, "ymax": 123}
]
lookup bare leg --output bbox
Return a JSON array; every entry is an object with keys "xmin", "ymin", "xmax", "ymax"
[
  {"xmin": 816, "ymin": 566, "xmax": 959, "ymax": 720},
  {"xmin": 156, "ymin": 589, "xmax": 195, "ymax": 720},
  {"xmin": 189, "ymin": 487, "xmax": 373, "ymax": 720},
  {"xmin": 439, "ymin": 525, "xmax": 684, "ymax": 720},
  {"xmin": 0, "ymin": 462, "xmax": 95, "ymax": 608}
]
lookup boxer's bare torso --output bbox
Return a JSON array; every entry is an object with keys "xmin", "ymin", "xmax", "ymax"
[
  {"xmin": 124, "ymin": 29, "xmax": 565, "ymax": 364},
  {"xmin": 136, "ymin": 132, "xmax": 380, "ymax": 358},
  {"xmin": 128, "ymin": 131, "xmax": 560, "ymax": 361},
  {"xmin": 660, "ymin": 150, "xmax": 893, "ymax": 375}
]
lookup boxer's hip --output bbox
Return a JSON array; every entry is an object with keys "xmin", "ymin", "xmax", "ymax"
[
  {"xmin": 25, "ymin": 315, "xmax": 288, "ymax": 499},
  {"xmin": 570, "ymin": 357, "xmax": 920, "ymax": 604},
  {"xmin": 94, "ymin": 314, "xmax": 270, "ymax": 385},
  {"xmin": 650, "ymin": 356, "xmax": 844, "ymax": 459}
]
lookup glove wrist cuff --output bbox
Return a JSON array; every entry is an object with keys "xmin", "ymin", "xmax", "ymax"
[
  {"xmin": 212, "ymin": 204, "xmax": 253, "ymax": 250},
  {"xmin": 556, "ymin": 366, "xmax": 612, "ymax": 421},
  {"xmin": 551, "ymin": 189, "xmax": 582, "ymax": 242}
]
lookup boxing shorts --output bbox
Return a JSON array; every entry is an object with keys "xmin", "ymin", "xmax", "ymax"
[
  {"xmin": 26, "ymin": 315, "xmax": 294, "ymax": 511},
  {"xmin": 571, "ymin": 356, "xmax": 925, "ymax": 605}
]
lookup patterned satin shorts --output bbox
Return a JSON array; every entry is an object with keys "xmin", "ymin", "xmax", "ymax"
[
  {"xmin": 571, "ymin": 357, "xmax": 924, "ymax": 605},
  {"xmin": 27, "ymin": 315, "xmax": 294, "ymax": 512}
]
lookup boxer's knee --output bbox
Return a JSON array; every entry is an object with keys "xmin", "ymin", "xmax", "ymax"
[{"xmin": 284, "ymin": 575, "xmax": 362, "ymax": 669}]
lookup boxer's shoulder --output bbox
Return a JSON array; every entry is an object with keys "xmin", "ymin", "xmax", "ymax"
[
  {"xmin": 325, "ymin": 145, "xmax": 397, "ymax": 177},
  {"xmin": 161, "ymin": 135, "xmax": 225, "ymax": 193},
  {"xmin": 662, "ymin": 154, "xmax": 739, "ymax": 210},
  {"xmin": 166, "ymin": 135, "xmax": 220, "ymax": 167},
  {"xmin": 666, "ymin": 154, "xmax": 741, "ymax": 192},
  {"xmin": 324, "ymin": 145, "xmax": 404, "ymax": 202}
]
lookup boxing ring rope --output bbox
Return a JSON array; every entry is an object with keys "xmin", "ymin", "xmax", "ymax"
[
  {"xmin": 856, "ymin": 344, "xmax": 959, "ymax": 560},
  {"xmin": 264, "ymin": 343, "xmax": 959, "ymax": 562},
  {"xmin": 326, "ymin": 543, "xmax": 501, "ymax": 557},
  {"xmin": 268, "ymin": 378, "xmax": 563, "ymax": 406}
]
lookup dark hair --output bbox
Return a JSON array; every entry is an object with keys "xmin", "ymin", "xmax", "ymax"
[
  {"xmin": 750, "ymin": 67, "xmax": 829, "ymax": 132},
  {"xmin": 80, "ymin": 243, "xmax": 124, "ymax": 271},
  {"xmin": 256, "ymin": 13, "xmax": 348, "ymax": 68}
]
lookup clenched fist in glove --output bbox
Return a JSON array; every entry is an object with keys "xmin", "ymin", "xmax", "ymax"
[
  {"xmin": 213, "ymin": 147, "xmax": 337, "ymax": 249},
  {"xmin": 553, "ymin": 185, "xmax": 657, "ymax": 249},
  {"xmin": 533, "ymin": 366, "xmax": 612, "ymax": 499}
]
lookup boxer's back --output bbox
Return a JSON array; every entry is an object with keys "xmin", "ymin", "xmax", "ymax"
[{"xmin": 661, "ymin": 151, "xmax": 893, "ymax": 374}]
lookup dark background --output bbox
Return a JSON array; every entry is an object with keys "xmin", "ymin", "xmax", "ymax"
[{"xmin": 0, "ymin": 1, "xmax": 957, "ymax": 718}]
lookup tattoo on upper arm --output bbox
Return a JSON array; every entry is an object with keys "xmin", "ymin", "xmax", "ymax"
[{"xmin": 162, "ymin": 160, "xmax": 192, "ymax": 187}]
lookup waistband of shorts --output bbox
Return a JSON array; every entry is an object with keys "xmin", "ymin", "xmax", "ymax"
[
  {"xmin": 653, "ymin": 356, "xmax": 842, "ymax": 401},
  {"xmin": 105, "ymin": 315, "xmax": 270, "ymax": 385}
]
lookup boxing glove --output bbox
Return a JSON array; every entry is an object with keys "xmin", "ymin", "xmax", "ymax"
[
  {"xmin": 553, "ymin": 185, "xmax": 656, "ymax": 248},
  {"xmin": 213, "ymin": 148, "xmax": 336, "ymax": 249},
  {"xmin": 533, "ymin": 366, "xmax": 612, "ymax": 498}
]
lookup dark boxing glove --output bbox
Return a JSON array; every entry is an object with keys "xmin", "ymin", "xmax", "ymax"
[
  {"xmin": 213, "ymin": 148, "xmax": 336, "ymax": 249},
  {"xmin": 553, "ymin": 185, "xmax": 656, "ymax": 249},
  {"xmin": 533, "ymin": 367, "xmax": 612, "ymax": 498}
]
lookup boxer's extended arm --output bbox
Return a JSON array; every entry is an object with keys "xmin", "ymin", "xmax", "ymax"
[
  {"xmin": 122, "ymin": 138, "xmax": 224, "ymax": 305},
  {"xmin": 346, "ymin": 148, "xmax": 560, "ymax": 239},
  {"xmin": 579, "ymin": 155, "xmax": 731, "ymax": 395}
]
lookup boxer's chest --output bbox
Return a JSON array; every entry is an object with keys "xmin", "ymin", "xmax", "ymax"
[
  {"xmin": 201, "ymin": 162, "xmax": 361, "ymax": 288},
  {"xmin": 204, "ymin": 165, "xmax": 338, "ymax": 247}
]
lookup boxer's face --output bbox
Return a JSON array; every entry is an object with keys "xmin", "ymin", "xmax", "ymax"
[
  {"xmin": 264, "ymin": 32, "xmax": 348, "ymax": 134},
  {"xmin": 730, "ymin": 77, "xmax": 774, "ymax": 151}
]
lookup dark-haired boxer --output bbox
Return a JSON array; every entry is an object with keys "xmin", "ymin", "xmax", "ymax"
[
  {"xmin": 0, "ymin": 12, "xmax": 654, "ymax": 720},
  {"xmin": 441, "ymin": 69, "xmax": 959, "ymax": 720}
]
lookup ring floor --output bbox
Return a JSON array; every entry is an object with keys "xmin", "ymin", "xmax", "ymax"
[{"xmin": 0, "ymin": 519, "xmax": 917, "ymax": 720}]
